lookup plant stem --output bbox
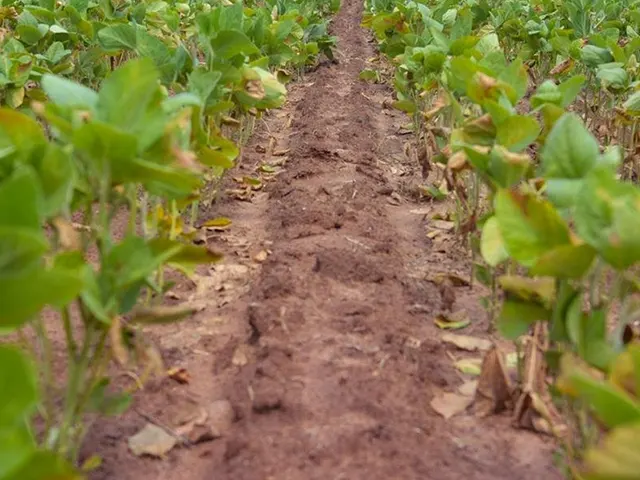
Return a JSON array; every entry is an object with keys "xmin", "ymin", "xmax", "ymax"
[
  {"xmin": 34, "ymin": 318, "xmax": 56, "ymax": 439},
  {"xmin": 62, "ymin": 305, "xmax": 77, "ymax": 360}
]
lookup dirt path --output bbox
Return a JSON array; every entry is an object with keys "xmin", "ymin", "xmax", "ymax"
[{"xmin": 86, "ymin": 1, "xmax": 564, "ymax": 478}]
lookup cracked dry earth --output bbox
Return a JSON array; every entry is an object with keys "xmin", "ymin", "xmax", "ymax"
[{"xmin": 84, "ymin": 1, "xmax": 565, "ymax": 479}]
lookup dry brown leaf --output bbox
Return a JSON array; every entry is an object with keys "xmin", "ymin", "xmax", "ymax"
[
  {"xmin": 428, "ymin": 272, "xmax": 470, "ymax": 287},
  {"xmin": 442, "ymin": 333, "xmax": 492, "ymax": 352},
  {"xmin": 472, "ymin": 346, "xmax": 514, "ymax": 417},
  {"xmin": 458, "ymin": 380, "xmax": 478, "ymax": 397},
  {"xmin": 454, "ymin": 358, "xmax": 483, "ymax": 376},
  {"xmin": 109, "ymin": 316, "xmax": 129, "ymax": 367},
  {"xmin": 432, "ymin": 219, "xmax": 455, "ymax": 231},
  {"xmin": 272, "ymin": 148, "xmax": 290, "ymax": 156},
  {"xmin": 167, "ymin": 367, "xmax": 191, "ymax": 385},
  {"xmin": 430, "ymin": 392, "xmax": 473, "ymax": 420},
  {"xmin": 52, "ymin": 217, "xmax": 81, "ymax": 250}
]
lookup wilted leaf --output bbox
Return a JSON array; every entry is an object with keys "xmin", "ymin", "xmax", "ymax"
[
  {"xmin": 584, "ymin": 422, "xmax": 640, "ymax": 480},
  {"xmin": 481, "ymin": 216, "xmax": 508, "ymax": 266},
  {"xmin": 442, "ymin": 333, "xmax": 492, "ymax": 351},
  {"xmin": 167, "ymin": 367, "xmax": 190, "ymax": 385},
  {"xmin": 458, "ymin": 380, "xmax": 478, "ymax": 396},
  {"xmin": 435, "ymin": 310, "xmax": 470, "ymax": 330},
  {"xmin": 499, "ymin": 275, "xmax": 555, "ymax": 306},
  {"xmin": 430, "ymin": 392, "xmax": 473, "ymax": 419},
  {"xmin": 455, "ymin": 358, "xmax": 483, "ymax": 376},
  {"xmin": 473, "ymin": 346, "xmax": 514, "ymax": 416},
  {"xmin": 109, "ymin": 316, "xmax": 129, "ymax": 366}
]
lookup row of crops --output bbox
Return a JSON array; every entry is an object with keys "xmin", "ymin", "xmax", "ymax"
[
  {"xmin": 363, "ymin": 0, "xmax": 640, "ymax": 477},
  {"xmin": 0, "ymin": 0, "xmax": 338, "ymax": 477}
]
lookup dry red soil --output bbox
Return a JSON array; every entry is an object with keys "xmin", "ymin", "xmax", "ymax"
[{"xmin": 81, "ymin": 1, "xmax": 564, "ymax": 478}]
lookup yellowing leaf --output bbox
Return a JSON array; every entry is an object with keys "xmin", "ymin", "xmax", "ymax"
[{"xmin": 434, "ymin": 310, "xmax": 471, "ymax": 330}]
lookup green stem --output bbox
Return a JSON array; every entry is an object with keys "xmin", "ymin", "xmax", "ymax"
[
  {"xmin": 62, "ymin": 305, "xmax": 77, "ymax": 360},
  {"xmin": 33, "ymin": 319, "xmax": 56, "ymax": 440}
]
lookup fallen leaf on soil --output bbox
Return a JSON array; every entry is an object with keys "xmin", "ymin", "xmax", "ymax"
[
  {"xmin": 272, "ymin": 148, "xmax": 290, "ymax": 156},
  {"xmin": 430, "ymin": 392, "xmax": 473, "ymax": 420},
  {"xmin": 432, "ymin": 219, "xmax": 455, "ymax": 231},
  {"xmin": 201, "ymin": 217, "xmax": 232, "ymax": 231},
  {"xmin": 428, "ymin": 272, "xmax": 470, "ymax": 287},
  {"xmin": 434, "ymin": 310, "xmax": 470, "ymax": 330},
  {"xmin": 458, "ymin": 380, "xmax": 478, "ymax": 396},
  {"xmin": 253, "ymin": 250, "xmax": 269, "ymax": 263},
  {"xmin": 473, "ymin": 346, "xmax": 514, "ymax": 417},
  {"xmin": 409, "ymin": 206, "xmax": 433, "ymax": 215},
  {"xmin": 454, "ymin": 358, "xmax": 483, "ymax": 376},
  {"xmin": 167, "ymin": 367, "xmax": 190, "ymax": 385},
  {"xmin": 442, "ymin": 333, "xmax": 492, "ymax": 352},
  {"xmin": 128, "ymin": 423, "xmax": 177, "ymax": 457},
  {"xmin": 81, "ymin": 455, "xmax": 102, "ymax": 472}
]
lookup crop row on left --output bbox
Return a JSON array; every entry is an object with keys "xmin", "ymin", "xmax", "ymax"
[{"xmin": 0, "ymin": 0, "xmax": 338, "ymax": 478}]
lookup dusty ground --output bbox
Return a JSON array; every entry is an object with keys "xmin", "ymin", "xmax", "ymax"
[{"xmin": 81, "ymin": 1, "xmax": 564, "ymax": 478}]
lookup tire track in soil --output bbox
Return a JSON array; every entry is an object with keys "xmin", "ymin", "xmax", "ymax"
[{"xmin": 86, "ymin": 0, "xmax": 563, "ymax": 478}]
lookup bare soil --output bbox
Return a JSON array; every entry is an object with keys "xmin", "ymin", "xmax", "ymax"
[{"xmin": 82, "ymin": 1, "xmax": 564, "ymax": 478}]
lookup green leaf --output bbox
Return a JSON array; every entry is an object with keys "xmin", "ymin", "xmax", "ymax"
[
  {"xmin": 496, "ymin": 115, "xmax": 540, "ymax": 151},
  {"xmin": 87, "ymin": 378, "xmax": 131, "ymax": 416},
  {"xmin": 541, "ymin": 113, "xmax": 599, "ymax": 179},
  {"xmin": 0, "ymin": 168, "xmax": 42, "ymax": 230},
  {"xmin": 566, "ymin": 374, "xmax": 640, "ymax": 428},
  {"xmin": 41, "ymin": 75, "xmax": 98, "ymax": 110},
  {"xmin": 0, "ymin": 267, "xmax": 84, "ymax": 331},
  {"xmin": 392, "ymin": 99, "xmax": 417, "ymax": 114},
  {"xmin": 211, "ymin": 30, "xmax": 260, "ymax": 59},
  {"xmin": 597, "ymin": 63, "xmax": 629, "ymax": 90},
  {"xmin": 575, "ymin": 169, "xmax": 640, "ymax": 270},
  {"xmin": 0, "ymin": 346, "xmax": 38, "ymax": 425},
  {"xmin": 480, "ymin": 216, "xmax": 508, "ymax": 266},
  {"xmin": 495, "ymin": 189, "xmax": 571, "ymax": 267},
  {"xmin": 148, "ymin": 237, "xmax": 222, "ymax": 275},
  {"xmin": 4, "ymin": 450, "xmax": 81, "ymax": 480},
  {"xmin": 96, "ymin": 58, "xmax": 160, "ymax": 131},
  {"xmin": 581, "ymin": 45, "xmax": 614, "ymax": 68},
  {"xmin": 498, "ymin": 300, "xmax": 550, "ymax": 339},
  {"xmin": 0, "ymin": 109, "xmax": 47, "ymax": 164},
  {"xmin": 530, "ymin": 244, "xmax": 596, "ymax": 279},
  {"xmin": 624, "ymin": 91, "xmax": 640, "ymax": 114},
  {"xmin": 97, "ymin": 23, "xmax": 137, "ymax": 50},
  {"xmin": 359, "ymin": 69, "xmax": 378, "ymax": 82},
  {"xmin": 557, "ymin": 75, "xmax": 586, "ymax": 107},
  {"xmin": 0, "ymin": 421, "xmax": 36, "ymax": 478}
]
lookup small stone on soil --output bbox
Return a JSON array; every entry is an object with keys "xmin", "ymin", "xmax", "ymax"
[
  {"xmin": 128, "ymin": 423, "xmax": 177, "ymax": 458},
  {"xmin": 207, "ymin": 399, "xmax": 235, "ymax": 436}
]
